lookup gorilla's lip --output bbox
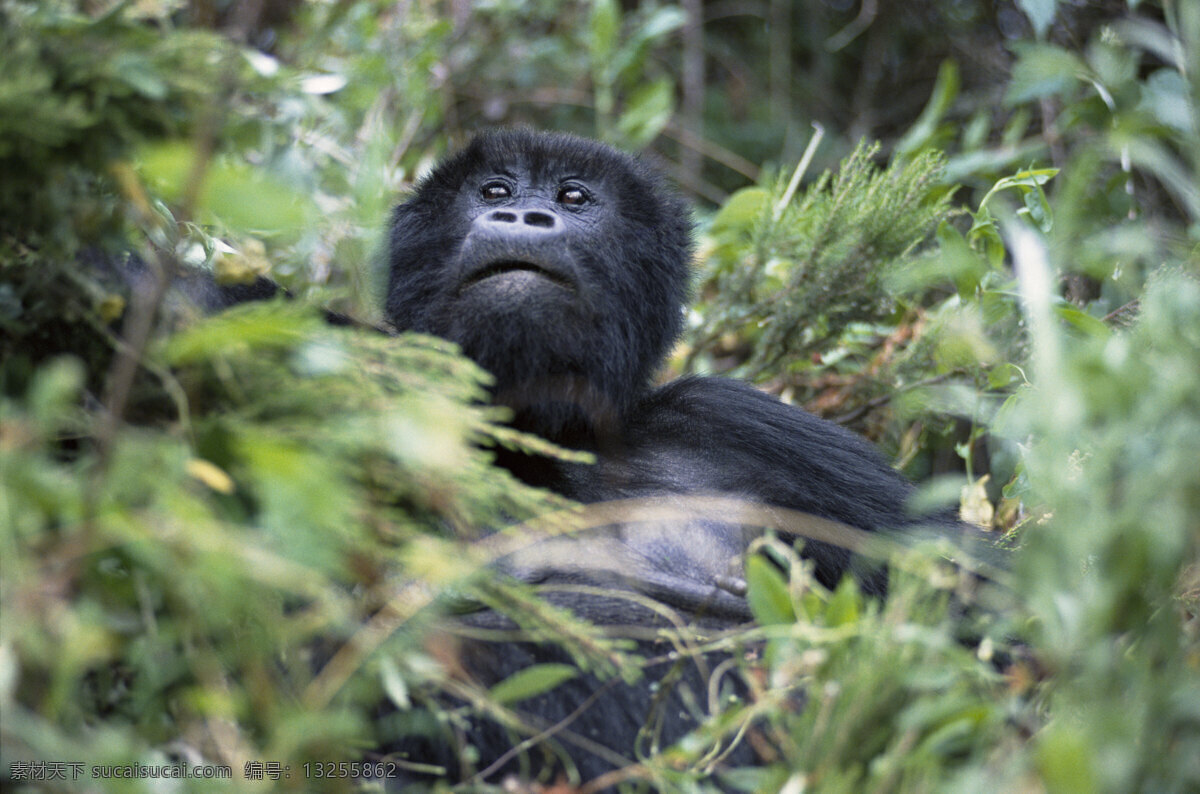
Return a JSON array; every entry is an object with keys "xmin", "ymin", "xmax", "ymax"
[{"xmin": 459, "ymin": 260, "xmax": 576, "ymax": 293}]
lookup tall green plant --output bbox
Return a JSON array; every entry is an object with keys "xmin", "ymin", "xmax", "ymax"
[{"xmin": 687, "ymin": 140, "xmax": 952, "ymax": 380}]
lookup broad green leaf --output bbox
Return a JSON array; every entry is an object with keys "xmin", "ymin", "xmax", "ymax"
[
  {"xmin": 137, "ymin": 142, "xmax": 314, "ymax": 234},
  {"xmin": 489, "ymin": 663, "xmax": 579, "ymax": 705},
  {"xmin": 29, "ymin": 356, "xmax": 84, "ymax": 435},
  {"xmin": 136, "ymin": 140, "xmax": 197, "ymax": 201},
  {"xmin": 616, "ymin": 78, "xmax": 674, "ymax": 148},
  {"xmin": 987, "ymin": 362, "xmax": 1025, "ymax": 390},
  {"xmin": 1053, "ymin": 304, "xmax": 1110, "ymax": 339},
  {"xmin": 1005, "ymin": 43, "xmax": 1084, "ymax": 105},
  {"xmin": 966, "ymin": 209, "xmax": 1007, "ymax": 269},
  {"xmin": 1036, "ymin": 722, "xmax": 1098, "ymax": 794},
  {"xmin": 745, "ymin": 555, "xmax": 794, "ymax": 626},
  {"xmin": 200, "ymin": 161, "xmax": 312, "ymax": 235},
  {"xmin": 612, "ymin": 7, "xmax": 686, "ymax": 85},
  {"xmin": 825, "ymin": 579, "xmax": 861, "ymax": 627},
  {"xmin": 589, "ymin": 0, "xmax": 620, "ymax": 65},
  {"xmin": 1139, "ymin": 68, "xmax": 1195, "ymax": 134},
  {"xmin": 633, "ymin": 5, "xmax": 687, "ymax": 42},
  {"xmin": 1017, "ymin": 0, "xmax": 1059, "ymax": 40},
  {"xmin": 992, "ymin": 167, "xmax": 1059, "ymax": 190},
  {"xmin": 710, "ymin": 187, "xmax": 768, "ymax": 234},
  {"xmin": 112, "ymin": 53, "xmax": 168, "ymax": 99},
  {"xmin": 935, "ymin": 220, "xmax": 989, "ymax": 296},
  {"xmin": 1021, "ymin": 182, "xmax": 1054, "ymax": 232}
]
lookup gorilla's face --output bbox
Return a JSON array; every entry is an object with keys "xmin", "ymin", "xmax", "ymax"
[{"xmin": 386, "ymin": 129, "xmax": 692, "ymax": 439}]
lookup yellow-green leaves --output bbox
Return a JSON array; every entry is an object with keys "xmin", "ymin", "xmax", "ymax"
[
  {"xmin": 137, "ymin": 141, "xmax": 314, "ymax": 236},
  {"xmin": 489, "ymin": 664, "xmax": 579, "ymax": 705}
]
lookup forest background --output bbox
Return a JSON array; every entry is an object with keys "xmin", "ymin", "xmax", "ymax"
[{"xmin": 1, "ymin": 0, "xmax": 1198, "ymax": 791}]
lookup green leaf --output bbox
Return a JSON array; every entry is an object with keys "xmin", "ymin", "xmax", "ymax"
[
  {"xmin": 612, "ymin": 6, "xmax": 686, "ymax": 85},
  {"xmin": 29, "ymin": 356, "xmax": 85, "ymax": 435},
  {"xmin": 993, "ymin": 167, "xmax": 1060, "ymax": 190},
  {"xmin": 163, "ymin": 303, "xmax": 321, "ymax": 366},
  {"xmin": 379, "ymin": 658, "xmax": 410, "ymax": 709},
  {"xmin": 589, "ymin": 0, "xmax": 620, "ymax": 65},
  {"xmin": 1005, "ymin": 43, "xmax": 1084, "ymax": 105},
  {"xmin": 710, "ymin": 187, "xmax": 769, "ymax": 234},
  {"xmin": 825, "ymin": 579, "xmax": 861, "ymax": 627},
  {"xmin": 489, "ymin": 663, "xmax": 579, "ymax": 705},
  {"xmin": 137, "ymin": 143, "xmax": 314, "ymax": 234},
  {"xmin": 1022, "ymin": 182, "xmax": 1054, "ymax": 233},
  {"xmin": 1053, "ymin": 304, "xmax": 1110, "ymax": 338},
  {"xmin": 200, "ymin": 160, "xmax": 313, "ymax": 235},
  {"xmin": 894, "ymin": 60, "xmax": 960, "ymax": 158},
  {"xmin": 979, "ymin": 167, "xmax": 1060, "ymax": 212},
  {"xmin": 136, "ymin": 140, "xmax": 197, "ymax": 201},
  {"xmin": 112, "ymin": 53, "xmax": 168, "ymax": 99},
  {"xmin": 745, "ymin": 556, "xmax": 795, "ymax": 625},
  {"xmin": 1139, "ymin": 68, "xmax": 1195, "ymax": 134},
  {"xmin": 935, "ymin": 220, "xmax": 990, "ymax": 296},
  {"xmin": 987, "ymin": 362, "xmax": 1025, "ymax": 391},
  {"xmin": 979, "ymin": 166, "xmax": 1056, "ymax": 218},
  {"xmin": 1036, "ymin": 722, "xmax": 1098, "ymax": 794},
  {"xmin": 615, "ymin": 78, "xmax": 674, "ymax": 148},
  {"xmin": 633, "ymin": 5, "xmax": 687, "ymax": 42},
  {"xmin": 966, "ymin": 209, "xmax": 1007, "ymax": 268},
  {"xmin": 1017, "ymin": 0, "xmax": 1059, "ymax": 40}
]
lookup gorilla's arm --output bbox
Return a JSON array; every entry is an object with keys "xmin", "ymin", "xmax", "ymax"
[
  {"xmin": 632, "ymin": 378, "xmax": 925, "ymax": 531},
  {"xmin": 556, "ymin": 377, "xmax": 953, "ymax": 594}
]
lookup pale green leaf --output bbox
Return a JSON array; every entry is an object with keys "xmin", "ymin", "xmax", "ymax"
[
  {"xmin": 745, "ymin": 555, "xmax": 794, "ymax": 626},
  {"xmin": 1017, "ymin": 0, "xmax": 1059, "ymax": 40},
  {"xmin": 489, "ymin": 663, "xmax": 579, "ymax": 705}
]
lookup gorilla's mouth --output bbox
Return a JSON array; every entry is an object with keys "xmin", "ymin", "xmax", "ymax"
[{"xmin": 459, "ymin": 260, "xmax": 576, "ymax": 293}]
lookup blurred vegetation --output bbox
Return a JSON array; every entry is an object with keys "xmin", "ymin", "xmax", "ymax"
[{"xmin": 2, "ymin": 0, "xmax": 1199, "ymax": 792}]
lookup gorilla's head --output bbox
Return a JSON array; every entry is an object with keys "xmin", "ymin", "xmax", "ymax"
[{"xmin": 386, "ymin": 129, "xmax": 693, "ymax": 441}]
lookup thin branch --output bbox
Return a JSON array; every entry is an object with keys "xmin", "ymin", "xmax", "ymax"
[
  {"xmin": 831, "ymin": 372, "xmax": 955, "ymax": 426},
  {"xmin": 773, "ymin": 122, "xmax": 825, "ymax": 221}
]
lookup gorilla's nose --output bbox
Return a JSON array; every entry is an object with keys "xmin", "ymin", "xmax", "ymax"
[{"xmin": 477, "ymin": 208, "xmax": 562, "ymax": 235}]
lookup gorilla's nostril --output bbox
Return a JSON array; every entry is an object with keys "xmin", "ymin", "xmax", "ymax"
[
  {"xmin": 490, "ymin": 210, "xmax": 518, "ymax": 223},
  {"xmin": 523, "ymin": 211, "xmax": 556, "ymax": 228}
]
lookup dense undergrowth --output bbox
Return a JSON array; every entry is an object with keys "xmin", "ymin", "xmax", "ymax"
[{"xmin": 2, "ymin": 1, "xmax": 1199, "ymax": 791}]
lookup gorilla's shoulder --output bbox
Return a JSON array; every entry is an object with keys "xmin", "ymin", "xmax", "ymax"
[
  {"xmin": 626, "ymin": 376, "xmax": 917, "ymax": 523},
  {"xmin": 635, "ymin": 376, "xmax": 880, "ymax": 452}
]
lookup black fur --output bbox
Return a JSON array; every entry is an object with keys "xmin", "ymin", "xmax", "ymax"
[{"xmin": 380, "ymin": 129, "xmax": 949, "ymax": 785}]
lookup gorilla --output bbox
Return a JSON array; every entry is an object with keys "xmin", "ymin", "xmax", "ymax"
[{"xmin": 377, "ymin": 129, "xmax": 957, "ymax": 786}]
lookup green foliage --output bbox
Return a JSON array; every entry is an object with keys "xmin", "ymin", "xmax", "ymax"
[
  {"xmin": 588, "ymin": 0, "xmax": 685, "ymax": 147},
  {"xmin": 1013, "ymin": 265, "xmax": 1200, "ymax": 793},
  {"xmin": 0, "ymin": 301, "xmax": 577, "ymax": 782},
  {"xmin": 0, "ymin": 1, "xmax": 232, "ymax": 372},
  {"xmin": 744, "ymin": 565, "xmax": 1012, "ymax": 793},
  {"xmin": 688, "ymin": 141, "xmax": 952, "ymax": 379},
  {"xmin": 4, "ymin": 1, "xmax": 1200, "ymax": 791},
  {"xmin": 0, "ymin": 1, "xmax": 227, "ymax": 248},
  {"xmin": 683, "ymin": 4, "xmax": 1200, "ymax": 791}
]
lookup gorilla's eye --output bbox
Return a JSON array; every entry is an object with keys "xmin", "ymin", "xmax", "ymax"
[
  {"xmin": 481, "ymin": 182, "xmax": 511, "ymax": 201},
  {"xmin": 557, "ymin": 186, "xmax": 589, "ymax": 206}
]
